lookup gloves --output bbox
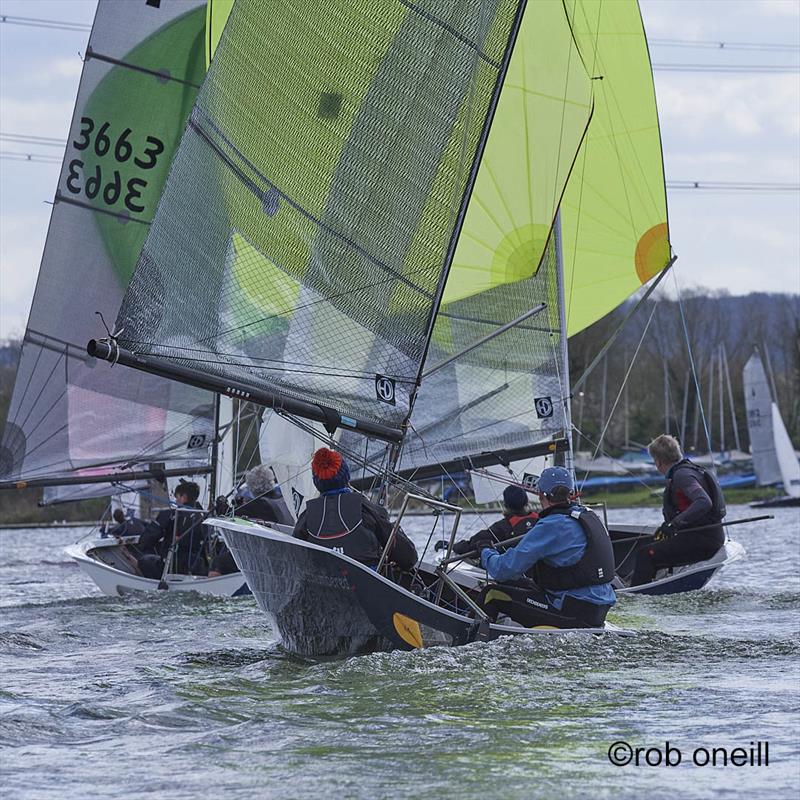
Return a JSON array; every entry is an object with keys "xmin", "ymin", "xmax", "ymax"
[
  {"xmin": 470, "ymin": 531, "xmax": 495, "ymax": 556},
  {"xmin": 655, "ymin": 521, "xmax": 677, "ymax": 541},
  {"xmin": 434, "ymin": 539, "xmax": 450, "ymax": 552}
]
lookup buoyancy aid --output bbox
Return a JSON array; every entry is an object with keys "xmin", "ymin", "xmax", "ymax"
[
  {"xmin": 506, "ymin": 512, "xmax": 539, "ymax": 537},
  {"xmin": 304, "ymin": 492, "xmax": 382, "ymax": 563},
  {"xmin": 664, "ymin": 459, "xmax": 726, "ymax": 526},
  {"xmin": 530, "ymin": 505, "xmax": 616, "ymax": 591}
]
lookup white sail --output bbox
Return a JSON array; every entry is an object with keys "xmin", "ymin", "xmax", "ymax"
[
  {"xmin": 258, "ymin": 413, "xmax": 336, "ymax": 520},
  {"xmin": 771, "ymin": 403, "xmax": 800, "ymax": 498},
  {"xmin": 471, "ymin": 456, "xmax": 552, "ymax": 506},
  {"xmin": 743, "ymin": 351, "xmax": 782, "ymax": 487}
]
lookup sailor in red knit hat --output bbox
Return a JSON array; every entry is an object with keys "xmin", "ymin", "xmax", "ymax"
[{"xmin": 292, "ymin": 447, "xmax": 417, "ymax": 571}]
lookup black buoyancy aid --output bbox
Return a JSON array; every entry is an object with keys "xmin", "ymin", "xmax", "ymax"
[
  {"xmin": 304, "ymin": 492, "xmax": 381, "ymax": 564},
  {"xmin": 532, "ymin": 506, "xmax": 616, "ymax": 591},
  {"xmin": 664, "ymin": 460, "xmax": 726, "ymax": 526},
  {"xmin": 506, "ymin": 512, "xmax": 538, "ymax": 537}
]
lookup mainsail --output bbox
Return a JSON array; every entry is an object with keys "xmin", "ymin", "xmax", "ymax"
[
  {"xmin": 1, "ymin": 0, "xmax": 215, "ymax": 484},
  {"xmin": 744, "ymin": 350, "xmax": 800, "ymax": 497},
  {"xmin": 93, "ymin": 0, "xmax": 670, "ymax": 482}
]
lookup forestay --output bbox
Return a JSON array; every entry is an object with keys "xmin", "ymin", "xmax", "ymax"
[{"xmin": 0, "ymin": 0, "xmax": 214, "ymax": 483}]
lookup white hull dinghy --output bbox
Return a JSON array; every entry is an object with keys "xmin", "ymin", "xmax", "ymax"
[
  {"xmin": 422, "ymin": 524, "xmax": 746, "ymax": 600},
  {"xmin": 65, "ymin": 535, "xmax": 249, "ymax": 598}
]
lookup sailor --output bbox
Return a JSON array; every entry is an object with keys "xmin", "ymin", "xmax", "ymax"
[
  {"xmin": 138, "ymin": 481, "xmax": 208, "ymax": 577},
  {"xmin": 474, "ymin": 467, "xmax": 616, "ymax": 629},
  {"xmin": 293, "ymin": 448, "xmax": 418, "ymax": 570},
  {"xmin": 235, "ymin": 465, "xmax": 293, "ymax": 526},
  {"xmin": 630, "ymin": 434, "xmax": 726, "ymax": 587},
  {"xmin": 438, "ymin": 484, "xmax": 538, "ymax": 556},
  {"xmin": 108, "ymin": 508, "xmax": 147, "ymax": 538}
]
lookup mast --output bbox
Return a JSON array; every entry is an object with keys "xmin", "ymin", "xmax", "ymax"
[
  {"xmin": 680, "ymin": 371, "xmax": 689, "ymax": 445},
  {"xmin": 718, "ymin": 344, "xmax": 725, "ymax": 454},
  {"xmin": 707, "ymin": 354, "xmax": 715, "ymax": 453},
  {"xmin": 208, "ymin": 394, "xmax": 221, "ymax": 506},
  {"xmin": 623, "ymin": 348, "xmax": 630, "ymax": 449},
  {"xmin": 722, "ymin": 343, "xmax": 741, "ymax": 452},
  {"xmin": 554, "ymin": 209, "xmax": 574, "ymax": 474}
]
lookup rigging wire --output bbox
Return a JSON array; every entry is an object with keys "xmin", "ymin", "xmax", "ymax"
[
  {"xmin": 672, "ymin": 269, "xmax": 716, "ymax": 471},
  {"xmin": 578, "ymin": 302, "xmax": 658, "ymax": 492}
]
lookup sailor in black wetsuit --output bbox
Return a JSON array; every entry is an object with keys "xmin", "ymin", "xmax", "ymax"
[
  {"xmin": 138, "ymin": 481, "xmax": 209, "ymax": 577},
  {"xmin": 631, "ymin": 434, "xmax": 726, "ymax": 587},
  {"xmin": 235, "ymin": 465, "xmax": 294, "ymax": 526},
  {"xmin": 438, "ymin": 485, "xmax": 539, "ymax": 557},
  {"xmin": 293, "ymin": 448, "xmax": 417, "ymax": 571}
]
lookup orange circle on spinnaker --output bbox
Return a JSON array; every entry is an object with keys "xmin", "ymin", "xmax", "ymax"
[{"xmin": 635, "ymin": 222, "xmax": 670, "ymax": 284}]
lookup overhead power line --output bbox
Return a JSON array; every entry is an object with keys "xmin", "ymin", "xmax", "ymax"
[
  {"xmin": 0, "ymin": 150, "xmax": 61, "ymax": 164},
  {"xmin": 0, "ymin": 133, "xmax": 67, "ymax": 148},
  {"xmin": 667, "ymin": 180, "xmax": 800, "ymax": 193},
  {"xmin": 0, "ymin": 15, "xmax": 91, "ymax": 32},
  {"xmin": 653, "ymin": 63, "xmax": 799, "ymax": 73},
  {"xmin": 651, "ymin": 37, "xmax": 800, "ymax": 52}
]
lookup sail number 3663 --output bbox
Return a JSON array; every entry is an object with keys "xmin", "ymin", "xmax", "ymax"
[{"xmin": 65, "ymin": 117, "xmax": 164, "ymax": 213}]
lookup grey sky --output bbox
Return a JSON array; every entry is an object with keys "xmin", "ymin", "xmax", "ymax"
[{"xmin": 1, "ymin": 0, "xmax": 798, "ymax": 339}]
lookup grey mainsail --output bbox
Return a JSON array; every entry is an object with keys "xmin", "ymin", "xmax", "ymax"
[{"xmin": 1, "ymin": 0, "xmax": 215, "ymax": 483}]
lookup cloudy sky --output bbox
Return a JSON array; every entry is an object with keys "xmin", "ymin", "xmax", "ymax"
[{"xmin": 0, "ymin": 0, "xmax": 798, "ymax": 339}]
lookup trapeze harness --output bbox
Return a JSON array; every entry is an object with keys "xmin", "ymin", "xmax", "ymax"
[
  {"xmin": 529, "ymin": 506, "xmax": 616, "ymax": 591},
  {"xmin": 304, "ymin": 493, "xmax": 382, "ymax": 564}
]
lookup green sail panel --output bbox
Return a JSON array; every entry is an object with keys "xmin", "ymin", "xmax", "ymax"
[
  {"xmin": 0, "ymin": 0, "xmax": 214, "ymax": 482},
  {"xmin": 560, "ymin": 0, "xmax": 670, "ymax": 335},
  {"xmin": 114, "ymin": 0, "xmax": 523, "ymax": 431}
]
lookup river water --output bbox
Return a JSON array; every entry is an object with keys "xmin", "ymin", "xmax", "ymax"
[{"xmin": 1, "ymin": 504, "xmax": 798, "ymax": 799}]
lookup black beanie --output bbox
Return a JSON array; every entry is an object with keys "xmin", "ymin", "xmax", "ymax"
[{"xmin": 503, "ymin": 485, "xmax": 528, "ymax": 511}]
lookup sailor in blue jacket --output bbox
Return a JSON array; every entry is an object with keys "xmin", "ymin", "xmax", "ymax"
[{"xmin": 475, "ymin": 467, "xmax": 616, "ymax": 629}]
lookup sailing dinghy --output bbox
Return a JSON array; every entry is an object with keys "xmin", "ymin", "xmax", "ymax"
[
  {"xmin": 0, "ymin": 0, "xmax": 248, "ymax": 597},
  {"xmin": 743, "ymin": 349, "xmax": 800, "ymax": 508},
  {"xmin": 85, "ymin": 0, "xmax": 683, "ymax": 653}
]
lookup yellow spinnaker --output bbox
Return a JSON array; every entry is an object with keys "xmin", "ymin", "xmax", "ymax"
[{"xmin": 448, "ymin": 0, "xmax": 669, "ymax": 336}]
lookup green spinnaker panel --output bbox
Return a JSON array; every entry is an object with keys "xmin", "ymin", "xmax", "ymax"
[
  {"xmin": 447, "ymin": 0, "xmax": 593, "ymax": 306},
  {"xmin": 561, "ymin": 0, "xmax": 670, "ymax": 335},
  {"xmin": 0, "ymin": 0, "xmax": 214, "ymax": 481},
  {"xmin": 115, "ymin": 0, "xmax": 522, "ymax": 432},
  {"xmin": 399, "ymin": 0, "xmax": 594, "ymax": 470}
]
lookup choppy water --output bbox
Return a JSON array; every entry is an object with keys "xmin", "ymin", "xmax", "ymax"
[{"xmin": 1, "ymin": 504, "xmax": 798, "ymax": 799}]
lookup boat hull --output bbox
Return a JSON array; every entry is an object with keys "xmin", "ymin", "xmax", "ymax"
[
  {"xmin": 750, "ymin": 495, "xmax": 800, "ymax": 509},
  {"xmin": 419, "ymin": 533, "xmax": 745, "ymax": 599},
  {"xmin": 213, "ymin": 518, "xmax": 628, "ymax": 657},
  {"xmin": 65, "ymin": 536, "xmax": 249, "ymax": 598},
  {"xmin": 615, "ymin": 540, "xmax": 746, "ymax": 596}
]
